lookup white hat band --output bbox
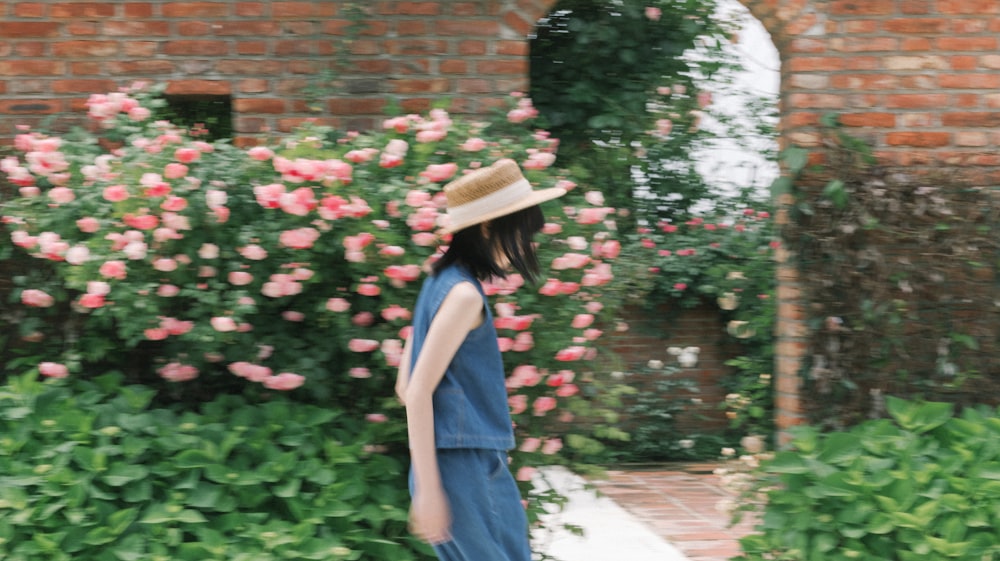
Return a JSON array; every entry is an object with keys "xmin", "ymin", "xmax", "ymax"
[{"xmin": 447, "ymin": 177, "xmax": 533, "ymax": 227}]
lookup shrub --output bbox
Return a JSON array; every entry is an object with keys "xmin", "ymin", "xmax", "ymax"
[
  {"xmin": 0, "ymin": 84, "xmax": 629, "ymax": 548},
  {"xmin": 0, "ymin": 372, "xmax": 427, "ymax": 561},
  {"xmin": 738, "ymin": 397, "xmax": 1000, "ymax": 561}
]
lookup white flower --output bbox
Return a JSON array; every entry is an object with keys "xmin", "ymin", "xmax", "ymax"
[
  {"xmin": 679, "ymin": 439, "xmax": 694, "ymax": 449},
  {"xmin": 647, "ymin": 359, "xmax": 664, "ymax": 370}
]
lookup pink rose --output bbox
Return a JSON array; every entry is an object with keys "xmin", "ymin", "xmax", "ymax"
[
  {"xmin": 520, "ymin": 438, "xmax": 541, "ymax": 453},
  {"xmin": 158, "ymin": 362, "xmax": 199, "ymax": 382},
  {"xmin": 282, "ymin": 311, "xmax": 305, "ymax": 322},
  {"xmin": 78, "ymin": 293, "xmax": 106, "ymax": 309},
  {"xmin": 152, "ymin": 258, "xmax": 178, "ymax": 272},
  {"xmin": 123, "ymin": 214, "xmax": 159, "ymax": 230},
  {"xmin": 164, "ymin": 162, "xmax": 188, "ymax": 179},
  {"xmin": 555, "ymin": 346, "xmax": 586, "ymax": 361},
  {"xmin": 349, "ymin": 367, "xmax": 372, "ymax": 379},
  {"xmin": 508, "ymin": 394, "xmax": 527, "ymax": 415},
  {"xmin": 263, "ymin": 372, "xmax": 305, "ymax": 391},
  {"xmin": 460, "ymin": 137, "xmax": 487, "ymax": 151},
  {"xmin": 39, "ymin": 362, "xmax": 69, "ymax": 378},
  {"xmin": 348, "ymin": 339, "xmax": 379, "ymax": 353},
  {"xmin": 238, "ymin": 244, "xmax": 268, "ymax": 261},
  {"xmin": 541, "ymin": 438, "xmax": 563, "ymax": 455},
  {"xmin": 21, "ymin": 289, "xmax": 54, "ymax": 307},
  {"xmin": 144, "ymin": 328, "xmax": 169, "ymax": 341},
  {"xmin": 228, "ymin": 271, "xmax": 253, "ymax": 285},
  {"xmin": 48, "ymin": 187, "xmax": 75, "ymax": 204},
  {"xmin": 210, "ymin": 317, "xmax": 237, "ymax": 332},
  {"xmin": 326, "ymin": 297, "xmax": 351, "ymax": 312},
  {"xmin": 532, "ymin": 396, "xmax": 557, "ymax": 416},
  {"xmin": 356, "ymin": 283, "xmax": 381, "ymax": 297},
  {"xmin": 366, "ymin": 413, "xmax": 388, "ymax": 423},
  {"xmin": 157, "ymin": 284, "xmax": 180, "ymax": 297},
  {"xmin": 279, "ymin": 227, "xmax": 320, "ymax": 250},
  {"xmin": 645, "ymin": 6, "xmax": 662, "ymax": 20},
  {"xmin": 515, "ymin": 466, "xmax": 537, "ymax": 481},
  {"xmin": 174, "ymin": 147, "xmax": 201, "ymax": 163},
  {"xmin": 571, "ymin": 314, "xmax": 594, "ymax": 329},
  {"xmin": 380, "ymin": 305, "xmax": 412, "ymax": 322},
  {"xmin": 99, "ymin": 260, "xmax": 127, "ymax": 280},
  {"xmin": 160, "ymin": 196, "xmax": 188, "ymax": 212},
  {"xmin": 419, "ymin": 163, "xmax": 458, "ymax": 183},
  {"xmin": 247, "ymin": 146, "xmax": 274, "ymax": 161},
  {"xmin": 76, "ymin": 217, "xmax": 100, "ymax": 233}
]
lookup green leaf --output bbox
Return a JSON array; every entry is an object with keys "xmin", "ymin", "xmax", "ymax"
[
  {"xmin": 887, "ymin": 397, "xmax": 953, "ymax": 433},
  {"xmin": 822, "ymin": 179, "xmax": 847, "ymax": 209},
  {"xmin": 783, "ymin": 146, "xmax": 810, "ymax": 174}
]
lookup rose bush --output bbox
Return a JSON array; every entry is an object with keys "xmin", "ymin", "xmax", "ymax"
[
  {"xmin": 0, "ymin": 83, "xmax": 627, "ymax": 545},
  {"xmin": 621, "ymin": 206, "xmax": 777, "ymax": 438}
]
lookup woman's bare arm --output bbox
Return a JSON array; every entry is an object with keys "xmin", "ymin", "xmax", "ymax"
[{"xmin": 404, "ymin": 281, "xmax": 484, "ymax": 544}]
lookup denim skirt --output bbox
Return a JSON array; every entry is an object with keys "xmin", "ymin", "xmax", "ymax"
[{"xmin": 410, "ymin": 448, "xmax": 531, "ymax": 561}]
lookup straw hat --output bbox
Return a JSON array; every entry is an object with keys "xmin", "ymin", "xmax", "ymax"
[{"xmin": 442, "ymin": 159, "xmax": 566, "ymax": 234}]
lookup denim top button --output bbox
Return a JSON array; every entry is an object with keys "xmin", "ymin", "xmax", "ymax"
[{"xmin": 410, "ymin": 263, "xmax": 515, "ymax": 451}]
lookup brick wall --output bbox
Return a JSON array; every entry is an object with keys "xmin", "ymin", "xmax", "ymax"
[
  {"xmin": 608, "ymin": 303, "xmax": 739, "ymax": 433},
  {"xmin": 2, "ymin": 0, "xmax": 1000, "ymax": 438},
  {"xmin": 0, "ymin": 1, "xmax": 547, "ymax": 146}
]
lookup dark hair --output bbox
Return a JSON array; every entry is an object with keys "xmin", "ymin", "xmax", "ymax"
[{"xmin": 433, "ymin": 204, "xmax": 546, "ymax": 282}]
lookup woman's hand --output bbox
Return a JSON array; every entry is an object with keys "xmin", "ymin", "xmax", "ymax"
[{"xmin": 409, "ymin": 485, "xmax": 452, "ymax": 545}]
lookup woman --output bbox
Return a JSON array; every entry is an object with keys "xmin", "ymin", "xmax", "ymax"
[{"xmin": 395, "ymin": 159, "xmax": 565, "ymax": 560}]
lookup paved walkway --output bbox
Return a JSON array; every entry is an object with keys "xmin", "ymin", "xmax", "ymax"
[
  {"xmin": 538, "ymin": 462, "xmax": 757, "ymax": 561},
  {"xmin": 588, "ymin": 463, "xmax": 758, "ymax": 561}
]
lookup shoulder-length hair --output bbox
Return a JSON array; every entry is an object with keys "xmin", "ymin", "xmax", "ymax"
[{"xmin": 432, "ymin": 204, "xmax": 545, "ymax": 282}]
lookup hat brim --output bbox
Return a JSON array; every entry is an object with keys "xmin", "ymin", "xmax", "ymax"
[{"xmin": 441, "ymin": 187, "xmax": 566, "ymax": 234}]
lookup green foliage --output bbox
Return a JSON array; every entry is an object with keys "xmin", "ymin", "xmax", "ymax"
[
  {"xmin": 739, "ymin": 398, "xmax": 1000, "ymax": 561},
  {"xmin": 0, "ymin": 372, "xmax": 431, "ymax": 561},
  {"xmin": 530, "ymin": 0, "xmax": 777, "ymax": 226},
  {"xmin": 780, "ymin": 120, "xmax": 1000, "ymax": 428}
]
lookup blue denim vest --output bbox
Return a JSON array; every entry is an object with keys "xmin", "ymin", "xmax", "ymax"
[{"xmin": 409, "ymin": 263, "xmax": 515, "ymax": 451}]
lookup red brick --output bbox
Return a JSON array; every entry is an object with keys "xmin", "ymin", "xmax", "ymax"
[
  {"xmin": 831, "ymin": 37, "xmax": 897, "ymax": 52},
  {"xmin": 477, "ymin": 60, "xmax": 527, "ymax": 75},
  {"xmin": 832, "ymin": 74, "xmax": 899, "ymax": 90},
  {"xmin": 788, "ymin": 57, "xmax": 846, "ymax": 72},
  {"xmin": 397, "ymin": 21, "xmax": 427, "ymax": 35},
  {"xmin": 935, "ymin": 37, "xmax": 998, "ymax": 51},
  {"xmin": 0, "ymin": 82, "xmax": 6, "ymax": 95},
  {"xmin": 901, "ymin": 38, "xmax": 932, "ymax": 51},
  {"xmin": 390, "ymin": 78, "xmax": 450, "ymax": 94},
  {"xmin": 386, "ymin": 40, "xmax": 447, "ymax": 56},
  {"xmin": 15, "ymin": 42, "xmax": 46, "ymax": 57},
  {"xmin": 941, "ymin": 112, "xmax": 1000, "ymax": 127},
  {"xmin": 378, "ymin": 2, "xmax": 441, "ymax": 16},
  {"xmin": 882, "ymin": 18, "xmax": 948, "ymax": 33},
  {"xmin": 122, "ymin": 41, "xmax": 157, "ymax": 57},
  {"xmin": 14, "ymin": 2, "xmax": 46, "ymax": 17},
  {"xmin": 102, "ymin": 21, "xmax": 169, "ymax": 36},
  {"xmin": 886, "ymin": 93, "xmax": 950, "ymax": 108},
  {"xmin": 52, "ymin": 40, "xmax": 118, "ymax": 57},
  {"xmin": 50, "ymin": 3, "xmax": 115, "ymax": 17},
  {"xmin": 237, "ymin": 79, "xmax": 269, "ymax": 93},
  {"xmin": 272, "ymin": 1, "xmax": 333, "ymax": 17},
  {"xmin": 327, "ymin": 97, "xmax": 387, "ymax": 115},
  {"xmin": 399, "ymin": 98, "xmax": 432, "ymax": 113},
  {"xmin": 839, "ymin": 113, "xmax": 897, "ymax": 127},
  {"xmin": 456, "ymin": 78, "xmax": 490, "ymax": 94},
  {"xmin": 234, "ymin": 116, "xmax": 266, "ymax": 133},
  {"xmin": 435, "ymin": 20, "xmax": 499, "ymax": 36},
  {"xmin": 69, "ymin": 62, "xmax": 102, "ymax": 75},
  {"xmin": 161, "ymin": 2, "xmax": 229, "ymax": 17},
  {"xmin": 886, "ymin": 132, "xmax": 950, "ymax": 147},
  {"xmin": 952, "ymin": 19, "xmax": 989, "ymax": 33},
  {"xmin": 440, "ymin": 60, "xmax": 468, "ymax": 74},
  {"xmin": 0, "ymin": 61, "xmax": 64, "ymax": 76},
  {"xmin": 163, "ymin": 40, "xmax": 229, "ymax": 56},
  {"xmin": 235, "ymin": 2, "xmax": 264, "ymax": 16},
  {"xmin": 939, "ymin": 74, "xmax": 1000, "ymax": 89},
  {"xmin": 124, "ymin": 3, "xmax": 153, "ymax": 17},
  {"xmin": 106, "ymin": 60, "xmax": 176, "ymax": 75},
  {"xmin": 503, "ymin": 10, "xmax": 534, "ymax": 36},
  {"xmin": 236, "ymin": 42, "xmax": 268, "ymax": 55},
  {"xmin": 936, "ymin": 0, "xmax": 1000, "ymax": 14},
  {"xmin": 900, "ymin": 0, "xmax": 932, "ymax": 14},
  {"xmin": 788, "ymin": 93, "xmax": 846, "ymax": 109},
  {"xmin": 66, "ymin": 21, "xmax": 99, "ymax": 36},
  {"xmin": 457, "ymin": 40, "xmax": 487, "ymax": 56},
  {"xmin": 166, "ymin": 80, "xmax": 232, "ymax": 96},
  {"xmin": 51, "ymin": 79, "xmax": 116, "ymax": 93},
  {"xmin": 497, "ymin": 41, "xmax": 527, "ymax": 56},
  {"xmin": 842, "ymin": 20, "xmax": 879, "ymax": 34},
  {"xmin": 950, "ymin": 56, "xmax": 979, "ymax": 71},
  {"xmin": 214, "ymin": 21, "xmax": 279, "ymax": 36},
  {"xmin": 830, "ymin": 0, "xmax": 893, "ymax": 15},
  {"xmin": 233, "ymin": 98, "xmax": 285, "ymax": 113},
  {"xmin": 394, "ymin": 59, "xmax": 430, "ymax": 75},
  {"xmin": 0, "ymin": 22, "xmax": 59, "ymax": 37},
  {"xmin": 177, "ymin": 21, "xmax": 212, "ymax": 35}
]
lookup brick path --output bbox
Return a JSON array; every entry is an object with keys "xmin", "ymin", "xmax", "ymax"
[{"xmin": 588, "ymin": 463, "xmax": 758, "ymax": 561}]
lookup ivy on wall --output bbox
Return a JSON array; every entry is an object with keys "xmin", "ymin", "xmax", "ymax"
[{"xmin": 780, "ymin": 119, "xmax": 1000, "ymax": 429}]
